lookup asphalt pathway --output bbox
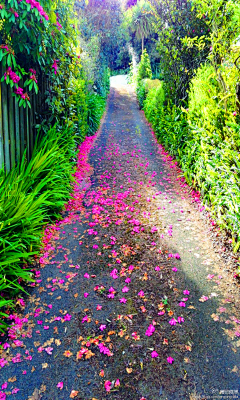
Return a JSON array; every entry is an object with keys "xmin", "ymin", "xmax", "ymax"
[{"xmin": 0, "ymin": 76, "xmax": 239, "ymax": 400}]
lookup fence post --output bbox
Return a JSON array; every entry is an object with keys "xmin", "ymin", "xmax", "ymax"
[
  {"xmin": 15, "ymin": 97, "xmax": 21, "ymax": 164},
  {"xmin": 8, "ymin": 86, "xmax": 15, "ymax": 169},
  {"xmin": 29, "ymin": 102, "xmax": 34, "ymax": 158},
  {"xmin": 25, "ymin": 106, "xmax": 30, "ymax": 162},
  {"xmin": 0, "ymin": 73, "xmax": 4, "ymax": 171},
  {"xmin": 19, "ymin": 104, "xmax": 25, "ymax": 159},
  {"xmin": 2, "ymin": 80, "xmax": 10, "ymax": 173}
]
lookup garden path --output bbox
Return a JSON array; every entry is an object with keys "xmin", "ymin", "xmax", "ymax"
[{"xmin": 0, "ymin": 77, "xmax": 240, "ymax": 400}]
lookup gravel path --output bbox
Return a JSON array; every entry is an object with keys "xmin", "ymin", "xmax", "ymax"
[{"xmin": 0, "ymin": 77, "xmax": 239, "ymax": 400}]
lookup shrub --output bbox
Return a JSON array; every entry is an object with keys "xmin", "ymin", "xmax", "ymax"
[
  {"xmin": 0, "ymin": 125, "xmax": 76, "ymax": 331},
  {"xmin": 143, "ymin": 70, "xmax": 240, "ymax": 256},
  {"xmin": 87, "ymin": 93, "xmax": 106, "ymax": 136},
  {"xmin": 137, "ymin": 49, "xmax": 152, "ymax": 82},
  {"xmin": 136, "ymin": 79, "xmax": 147, "ymax": 109},
  {"xmin": 67, "ymin": 78, "xmax": 88, "ymax": 142},
  {"xmin": 143, "ymin": 80, "xmax": 165, "ymax": 123}
]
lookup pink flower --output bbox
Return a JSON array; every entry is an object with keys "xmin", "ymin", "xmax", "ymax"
[
  {"xmin": 0, "ymin": 358, "xmax": 7, "ymax": 368},
  {"xmin": 45, "ymin": 347, "xmax": 53, "ymax": 355},
  {"xmin": 178, "ymin": 302, "xmax": 186, "ymax": 307},
  {"xmin": 155, "ymin": 266, "xmax": 160, "ymax": 271},
  {"xmin": 151, "ymin": 351, "xmax": 159, "ymax": 358},
  {"xmin": 145, "ymin": 324, "xmax": 155, "ymax": 336},
  {"xmin": 169, "ymin": 318, "xmax": 177, "ymax": 325},
  {"xmin": 51, "ymin": 59, "xmax": 59, "ymax": 75},
  {"xmin": 4, "ymin": 67, "xmax": 20, "ymax": 83},
  {"xmin": 0, "ymin": 391, "xmax": 6, "ymax": 400},
  {"xmin": 84, "ymin": 273, "xmax": 90, "ymax": 279},
  {"xmin": 115, "ymin": 379, "xmax": 120, "ymax": 387},
  {"xmin": 167, "ymin": 356, "xmax": 174, "ymax": 364},
  {"xmin": 183, "ymin": 290, "xmax": 190, "ymax": 295},
  {"xmin": 57, "ymin": 382, "xmax": 63, "ymax": 389},
  {"xmin": 172, "ymin": 267, "xmax": 178, "ymax": 272},
  {"xmin": 82, "ymin": 315, "xmax": 89, "ymax": 323},
  {"xmin": 122, "ymin": 286, "xmax": 129, "ymax": 293},
  {"xmin": 177, "ymin": 317, "xmax": 184, "ymax": 324},
  {"xmin": 1, "ymin": 383, "xmax": 7, "ymax": 390},
  {"xmin": 125, "ymin": 277, "xmax": 131, "ymax": 283},
  {"xmin": 233, "ymin": 111, "xmax": 237, "ymax": 116},
  {"xmin": 99, "ymin": 324, "xmax": 106, "ymax": 331},
  {"xmin": 110, "ymin": 269, "xmax": 118, "ymax": 279},
  {"xmin": 64, "ymin": 314, "xmax": 72, "ymax": 321},
  {"xmin": 84, "ymin": 292, "xmax": 89, "ymax": 298},
  {"xmin": 119, "ymin": 298, "xmax": 127, "ymax": 303},
  {"xmin": 43, "ymin": 326, "xmax": 49, "ymax": 330},
  {"xmin": 96, "ymin": 305, "xmax": 102, "ymax": 310},
  {"xmin": 207, "ymin": 274, "xmax": 214, "ymax": 280},
  {"xmin": 12, "ymin": 389, "xmax": 19, "ymax": 394},
  {"xmin": 104, "ymin": 380, "xmax": 112, "ymax": 392},
  {"xmin": 138, "ymin": 290, "xmax": 144, "ymax": 297}
]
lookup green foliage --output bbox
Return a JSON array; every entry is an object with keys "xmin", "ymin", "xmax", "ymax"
[
  {"xmin": 67, "ymin": 78, "xmax": 88, "ymax": 142},
  {"xmin": 137, "ymin": 77, "xmax": 162, "ymax": 109},
  {"xmin": 149, "ymin": 0, "xmax": 210, "ymax": 103},
  {"xmin": 0, "ymin": 125, "xmax": 75, "ymax": 331},
  {"xmin": 0, "ymin": 0, "xmax": 81, "ymax": 111},
  {"xmin": 136, "ymin": 50, "xmax": 153, "ymax": 107},
  {"xmin": 131, "ymin": 0, "xmax": 155, "ymax": 53},
  {"xmin": 137, "ymin": 49, "xmax": 152, "ymax": 81},
  {"xmin": 87, "ymin": 93, "xmax": 106, "ymax": 135},
  {"xmin": 143, "ymin": 67, "xmax": 240, "ymax": 251},
  {"xmin": 143, "ymin": 80, "xmax": 165, "ymax": 122},
  {"xmin": 136, "ymin": 80, "xmax": 147, "ymax": 108}
]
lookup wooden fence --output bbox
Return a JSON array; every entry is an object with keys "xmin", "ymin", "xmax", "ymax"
[{"xmin": 0, "ymin": 67, "xmax": 49, "ymax": 173}]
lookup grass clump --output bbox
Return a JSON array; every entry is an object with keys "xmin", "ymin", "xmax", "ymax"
[{"xmin": 0, "ymin": 125, "xmax": 76, "ymax": 331}]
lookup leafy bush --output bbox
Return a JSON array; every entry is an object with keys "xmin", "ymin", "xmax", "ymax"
[
  {"xmin": 143, "ymin": 80, "xmax": 164, "ymax": 122},
  {"xmin": 136, "ymin": 79, "xmax": 147, "ymax": 108},
  {"xmin": 143, "ymin": 69, "xmax": 240, "ymax": 258},
  {"xmin": 0, "ymin": 125, "xmax": 76, "ymax": 331},
  {"xmin": 94, "ymin": 65, "xmax": 110, "ymax": 99},
  {"xmin": 137, "ymin": 49, "xmax": 152, "ymax": 82},
  {"xmin": 136, "ymin": 50, "xmax": 154, "ymax": 108},
  {"xmin": 87, "ymin": 93, "xmax": 106, "ymax": 136},
  {"xmin": 67, "ymin": 78, "xmax": 88, "ymax": 142}
]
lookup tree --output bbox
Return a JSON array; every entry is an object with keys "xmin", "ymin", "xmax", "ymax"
[
  {"xmin": 132, "ymin": 0, "xmax": 154, "ymax": 54},
  {"xmin": 148, "ymin": 0, "xmax": 210, "ymax": 103}
]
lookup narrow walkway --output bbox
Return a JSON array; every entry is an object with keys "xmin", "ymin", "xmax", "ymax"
[{"xmin": 0, "ymin": 77, "xmax": 239, "ymax": 400}]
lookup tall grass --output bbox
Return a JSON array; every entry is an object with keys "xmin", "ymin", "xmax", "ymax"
[{"xmin": 0, "ymin": 125, "xmax": 76, "ymax": 331}]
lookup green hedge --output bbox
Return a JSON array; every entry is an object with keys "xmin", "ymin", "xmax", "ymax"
[{"xmin": 142, "ymin": 63, "xmax": 240, "ymax": 263}]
